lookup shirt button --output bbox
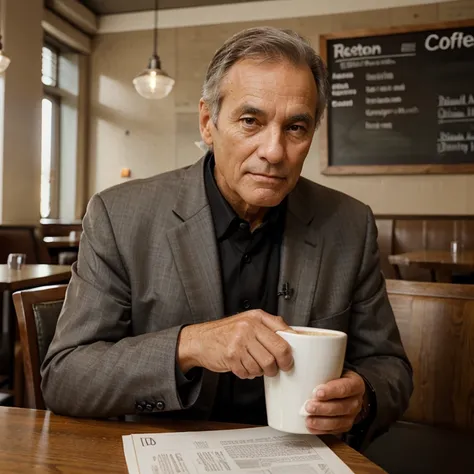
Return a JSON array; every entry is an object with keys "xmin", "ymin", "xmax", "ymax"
[
  {"xmin": 239, "ymin": 222, "xmax": 248, "ymax": 230},
  {"xmin": 242, "ymin": 299, "xmax": 251, "ymax": 310},
  {"xmin": 243, "ymin": 254, "xmax": 251, "ymax": 264},
  {"xmin": 156, "ymin": 401, "xmax": 165, "ymax": 411}
]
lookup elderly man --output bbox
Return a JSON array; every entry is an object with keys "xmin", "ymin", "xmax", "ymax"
[{"xmin": 42, "ymin": 26, "xmax": 412, "ymax": 449}]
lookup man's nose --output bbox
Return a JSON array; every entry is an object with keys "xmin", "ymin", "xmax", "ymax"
[{"xmin": 257, "ymin": 126, "xmax": 286, "ymax": 164}]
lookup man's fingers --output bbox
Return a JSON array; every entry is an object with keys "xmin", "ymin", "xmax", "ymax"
[
  {"xmin": 240, "ymin": 351, "xmax": 263, "ymax": 379},
  {"xmin": 247, "ymin": 341, "xmax": 278, "ymax": 377},
  {"xmin": 314, "ymin": 372, "xmax": 365, "ymax": 401},
  {"xmin": 257, "ymin": 331, "xmax": 293, "ymax": 372},
  {"xmin": 253, "ymin": 313, "xmax": 294, "ymax": 372},
  {"xmin": 306, "ymin": 426, "xmax": 351, "ymax": 436},
  {"xmin": 201, "ymin": 311, "xmax": 294, "ymax": 377},
  {"xmin": 305, "ymin": 395, "xmax": 362, "ymax": 417},
  {"xmin": 231, "ymin": 360, "xmax": 250, "ymax": 380},
  {"xmin": 306, "ymin": 414, "xmax": 355, "ymax": 434}
]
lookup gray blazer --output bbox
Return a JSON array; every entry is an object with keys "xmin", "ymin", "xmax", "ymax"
[{"xmin": 41, "ymin": 157, "xmax": 412, "ymax": 443}]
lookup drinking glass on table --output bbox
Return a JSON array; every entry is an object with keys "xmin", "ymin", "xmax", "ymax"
[
  {"xmin": 451, "ymin": 241, "xmax": 461, "ymax": 254},
  {"xmin": 7, "ymin": 253, "xmax": 27, "ymax": 270}
]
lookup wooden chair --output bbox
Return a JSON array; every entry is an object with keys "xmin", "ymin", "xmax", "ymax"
[
  {"xmin": 364, "ymin": 279, "xmax": 474, "ymax": 474},
  {"xmin": 0, "ymin": 225, "xmax": 51, "ymax": 264},
  {"xmin": 0, "ymin": 226, "xmax": 52, "ymax": 401},
  {"xmin": 12, "ymin": 285, "xmax": 67, "ymax": 409}
]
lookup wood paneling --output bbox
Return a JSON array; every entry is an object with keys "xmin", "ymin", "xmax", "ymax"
[{"xmin": 387, "ymin": 279, "xmax": 474, "ymax": 431}]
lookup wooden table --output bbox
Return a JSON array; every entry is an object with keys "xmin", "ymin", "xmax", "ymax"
[
  {"xmin": 40, "ymin": 218, "xmax": 82, "ymax": 225},
  {"xmin": 43, "ymin": 236, "xmax": 80, "ymax": 249},
  {"xmin": 0, "ymin": 407, "xmax": 386, "ymax": 473},
  {"xmin": 0, "ymin": 265, "xmax": 72, "ymax": 293},
  {"xmin": 389, "ymin": 250, "xmax": 474, "ymax": 282},
  {"xmin": 0, "ymin": 265, "xmax": 71, "ymax": 403}
]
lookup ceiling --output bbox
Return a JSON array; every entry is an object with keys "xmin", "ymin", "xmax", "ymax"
[{"xmin": 78, "ymin": 0, "xmax": 268, "ymax": 15}]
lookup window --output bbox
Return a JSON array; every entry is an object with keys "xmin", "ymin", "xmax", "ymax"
[
  {"xmin": 40, "ymin": 40, "xmax": 83, "ymax": 221},
  {"xmin": 41, "ymin": 45, "xmax": 60, "ymax": 218},
  {"xmin": 41, "ymin": 96, "xmax": 59, "ymax": 218},
  {"xmin": 42, "ymin": 46, "xmax": 58, "ymax": 87}
]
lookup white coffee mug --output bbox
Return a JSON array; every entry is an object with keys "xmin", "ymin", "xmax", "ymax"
[{"xmin": 264, "ymin": 326, "xmax": 347, "ymax": 434}]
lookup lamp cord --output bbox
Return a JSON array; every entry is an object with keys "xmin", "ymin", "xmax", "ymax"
[
  {"xmin": 153, "ymin": 0, "xmax": 158, "ymax": 56},
  {"xmin": 0, "ymin": 0, "xmax": 4, "ymax": 47}
]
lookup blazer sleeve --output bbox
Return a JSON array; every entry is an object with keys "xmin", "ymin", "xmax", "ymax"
[
  {"xmin": 40, "ymin": 193, "xmax": 203, "ymax": 417},
  {"xmin": 344, "ymin": 206, "xmax": 413, "ymax": 449}
]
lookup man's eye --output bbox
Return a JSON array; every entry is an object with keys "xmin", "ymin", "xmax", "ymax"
[
  {"xmin": 289, "ymin": 125, "xmax": 305, "ymax": 132},
  {"xmin": 242, "ymin": 118, "xmax": 257, "ymax": 126},
  {"xmin": 287, "ymin": 124, "xmax": 308, "ymax": 137}
]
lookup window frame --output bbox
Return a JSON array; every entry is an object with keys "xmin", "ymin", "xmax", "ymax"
[{"xmin": 41, "ymin": 43, "xmax": 62, "ymax": 219}]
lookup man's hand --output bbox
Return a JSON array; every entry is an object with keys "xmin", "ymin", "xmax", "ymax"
[
  {"xmin": 304, "ymin": 370, "xmax": 367, "ymax": 435},
  {"xmin": 177, "ymin": 311, "xmax": 294, "ymax": 379}
]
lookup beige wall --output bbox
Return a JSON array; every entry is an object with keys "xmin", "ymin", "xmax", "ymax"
[
  {"xmin": 0, "ymin": 0, "xmax": 43, "ymax": 224},
  {"xmin": 89, "ymin": 29, "xmax": 177, "ymax": 194},
  {"xmin": 89, "ymin": 0, "xmax": 474, "ymax": 214},
  {"xmin": 0, "ymin": 3, "xmax": 90, "ymax": 224}
]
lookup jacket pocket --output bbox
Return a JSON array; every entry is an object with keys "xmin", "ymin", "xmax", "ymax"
[{"xmin": 308, "ymin": 304, "xmax": 351, "ymax": 333}]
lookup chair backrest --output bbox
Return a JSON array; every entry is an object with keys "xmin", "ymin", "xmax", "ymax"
[
  {"xmin": 0, "ymin": 225, "xmax": 51, "ymax": 264},
  {"xmin": 13, "ymin": 284, "xmax": 67, "ymax": 409},
  {"xmin": 386, "ymin": 279, "xmax": 474, "ymax": 432}
]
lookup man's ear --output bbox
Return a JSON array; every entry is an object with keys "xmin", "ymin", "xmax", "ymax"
[{"xmin": 199, "ymin": 99, "xmax": 214, "ymax": 147}]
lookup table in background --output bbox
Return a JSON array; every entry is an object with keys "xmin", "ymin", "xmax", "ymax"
[
  {"xmin": 39, "ymin": 218, "xmax": 82, "ymax": 236},
  {"xmin": 43, "ymin": 236, "xmax": 80, "ymax": 264},
  {"xmin": 0, "ymin": 265, "xmax": 71, "ymax": 404},
  {"xmin": 389, "ymin": 250, "xmax": 474, "ymax": 282},
  {"xmin": 0, "ymin": 407, "xmax": 386, "ymax": 473},
  {"xmin": 43, "ymin": 236, "xmax": 80, "ymax": 249}
]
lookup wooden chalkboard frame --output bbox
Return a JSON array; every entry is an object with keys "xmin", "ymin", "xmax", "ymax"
[{"xmin": 319, "ymin": 19, "xmax": 474, "ymax": 175}]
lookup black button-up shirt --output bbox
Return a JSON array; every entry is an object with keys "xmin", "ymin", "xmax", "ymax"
[{"xmin": 203, "ymin": 153, "xmax": 286, "ymax": 425}]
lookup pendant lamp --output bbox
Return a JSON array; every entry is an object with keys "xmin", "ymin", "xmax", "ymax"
[{"xmin": 133, "ymin": 0, "xmax": 174, "ymax": 99}]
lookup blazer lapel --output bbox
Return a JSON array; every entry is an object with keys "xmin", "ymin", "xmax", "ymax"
[
  {"xmin": 278, "ymin": 182, "xmax": 323, "ymax": 327},
  {"xmin": 167, "ymin": 158, "xmax": 222, "ymax": 416},
  {"xmin": 167, "ymin": 158, "xmax": 224, "ymax": 324}
]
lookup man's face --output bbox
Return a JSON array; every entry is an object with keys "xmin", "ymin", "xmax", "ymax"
[{"xmin": 200, "ymin": 58, "xmax": 318, "ymax": 210}]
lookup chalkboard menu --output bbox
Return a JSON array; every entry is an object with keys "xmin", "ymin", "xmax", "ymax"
[{"xmin": 320, "ymin": 21, "xmax": 474, "ymax": 174}]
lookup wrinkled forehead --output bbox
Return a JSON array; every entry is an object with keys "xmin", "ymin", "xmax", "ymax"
[{"xmin": 219, "ymin": 58, "xmax": 318, "ymax": 116}]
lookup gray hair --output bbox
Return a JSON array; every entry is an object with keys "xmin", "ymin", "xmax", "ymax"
[{"xmin": 202, "ymin": 26, "xmax": 329, "ymax": 128}]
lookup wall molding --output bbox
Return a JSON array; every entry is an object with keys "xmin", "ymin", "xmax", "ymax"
[
  {"xmin": 47, "ymin": 0, "xmax": 98, "ymax": 35},
  {"xmin": 99, "ymin": 0, "xmax": 456, "ymax": 34},
  {"xmin": 43, "ymin": 9, "xmax": 92, "ymax": 54}
]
